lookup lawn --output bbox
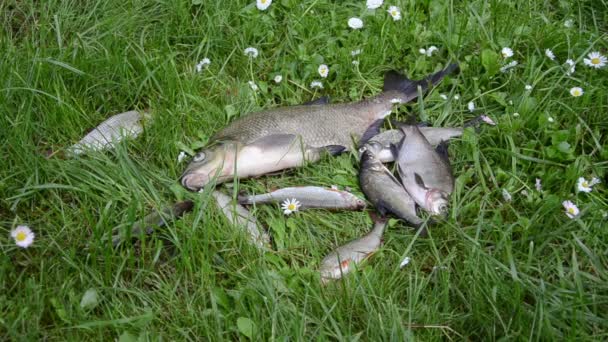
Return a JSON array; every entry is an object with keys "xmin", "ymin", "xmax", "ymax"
[{"xmin": 1, "ymin": 0, "xmax": 607, "ymax": 340}]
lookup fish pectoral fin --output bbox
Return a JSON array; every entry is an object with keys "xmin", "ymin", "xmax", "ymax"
[
  {"xmin": 247, "ymin": 134, "xmax": 299, "ymax": 149},
  {"xmin": 318, "ymin": 145, "xmax": 346, "ymax": 156},
  {"xmin": 303, "ymin": 96, "xmax": 331, "ymax": 105},
  {"xmin": 414, "ymin": 172, "xmax": 429, "ymax": 190},
  {"xmin": 359, "ymin": 119, "xmax": 385, "ymax": 147}
]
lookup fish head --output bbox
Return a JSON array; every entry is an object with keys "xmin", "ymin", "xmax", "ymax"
[
  {"xmin": 180, "ymin": 142, "xmax": 237, "ymax": 191},
  {"xmin": 425, "ymin": 189, "xmax": 450, "ymax": 216}
]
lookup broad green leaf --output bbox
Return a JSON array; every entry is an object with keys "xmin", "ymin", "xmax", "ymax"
[{"xmin": 237, "ymin": 317, "xmax": 256, "ymax": 339}]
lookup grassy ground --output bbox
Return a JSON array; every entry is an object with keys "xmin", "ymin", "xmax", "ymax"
[{"xmin": 2, "ymin": 0, "xmax": 608, "ymax": 340}]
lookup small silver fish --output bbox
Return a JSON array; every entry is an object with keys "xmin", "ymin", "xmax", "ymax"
[
  {"xmin": 393, "ymin": 125, "xmax": 454, "ymax": 215},
  {"xmin": 68, "ymin": 110, "xmax": 151, "ymax": 155},
  {"xmin": 370, "ymin": 127, "xmax": 463, "ymax": 162},
  {"xmin": 359, "ymin": 142, "xmax": 423, "ymax": 226},
  {"xmin": 319, "ymin": 215, "xmax": 388, "ymax": 283},
  {"xmin": 237, "ymin": 186, "xmax": 366, "ymax": 211},
  {"xmin": 211, "ymin": 191, "xmax": 271, "ymax": 249}
]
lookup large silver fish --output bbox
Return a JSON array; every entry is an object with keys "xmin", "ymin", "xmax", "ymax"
[
  {"xmin": 68, "ymin": 110, "xmax": 150, "ymax": 155},
  {"xmin": 319, "ymin": 214, "xmax": 388, "ymax": 283},
  {"xmin": 238, "ymin": 186, "xmax": 366, "ymax": 211},
  {"xmin": 359, "ymin": 142, "xmax": 423, "ymax": 226},
  {"xmin": 211, "ymin": 191, "xmax": 271, "ymax": 249},
  {"xmin": 393, "ymin": 125, "xmax": 454, "ymax": 215},
  {"xmin": 180, "ymin": 64, "xmax": 459, "ymax": 191}
]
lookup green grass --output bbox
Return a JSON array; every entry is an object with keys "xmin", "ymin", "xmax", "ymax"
[{"xmin": 2, "ymin": 0, "xmax": 608, "ymax": 339}]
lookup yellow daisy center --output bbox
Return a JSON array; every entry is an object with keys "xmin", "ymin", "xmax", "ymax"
[
  {"xmin": 391, "ymin": 10, "xmax": 397, "ymax": 15},
  {"xmin": 287, "ymin": 203, "xmax": 297, "ymax": 210},
  {"xmin": 573, "ymin": 90, "xmax": 581, "ymax": 96},
  {"xmin": 568, "ymin": 208, "xmax": 576, "ymax": 214},
  {"xmin": 261, "ymin": 0, "xmax": 267, "ymax": 3},
  {"xmin": 591, "ymin": 57, "xmax": 600, "ymax": 65},
  {"xmin": 16, "ymin": 232, "xmax": 27, "ymax": 241},
  {"xmin": 582, "ymin": 181, "xmax": 589, "ymax": 187}
]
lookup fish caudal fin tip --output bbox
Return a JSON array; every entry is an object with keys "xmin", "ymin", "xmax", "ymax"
[
  {"xmin": 382, "ymin": 63, "xmax": 459, "ymax": 99},
  {"xmin": 323, "ymin": 145, "xmax": 346, "ymax": 156}
]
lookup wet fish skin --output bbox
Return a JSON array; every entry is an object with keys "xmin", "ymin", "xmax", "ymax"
[
  {"xmin": 181, "ymin": 135, "xmax": 344, "ymax": 191},
  {"xmin": 180, "ymin": 64, "xmax": 459, "ymax": 191},
  {"xmin": 319, "ymin": 215, "xmax": 388, "ymax": 283},
  {"xmin": 211, "ymin": 190, "xmax": 271, "ymax": 249},
  {"xmin": 69, "ymin": 110, "xmax": 150, "ymax": 155},
  {"xmin": 393, "ymin": 125, "xmax": 454, "ymax": 215},
  {"xmin": 359, "ymin": 142, "xmax": 423, "ymax": 226},
  {"xmin": 237, "ymin": 186, "xmax": 366, "ymax": 211},
  {"xmin": 366, "ymin": 127, "xmax": 463, "ymax": 162}
]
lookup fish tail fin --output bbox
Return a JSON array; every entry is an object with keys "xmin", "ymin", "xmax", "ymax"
[
  {"xmin": 237, "ymin": 191, "xmax": 251, "ymax": 205},
  {"xmin": 369, "ymin": 211, "xmax": 388, "ymax": 224},
  {"xmin": 383, "ymin": 63, "xmax": 459, "ymax": 102}
]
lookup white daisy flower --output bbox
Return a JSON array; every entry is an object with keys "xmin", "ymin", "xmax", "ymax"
[
  {"xmin": 513, "ymin": 112, "xmax": 520, "ymax": 117},
  {"xmin": 387, "ymin": 6, "xmax": 401, "ymax": 20},
  {"xmin": 348, "ymin": 17, "xmax": 363, "ymax": 29},
  {"xmin": 195, "ymin": 58, "xmax": 211, "ymax": 72},
  {"xmin": 244, "ymin": 47, "xmax": 259, "ymax": 58},
  {"xmin": 11, "ymin": 225, "xmax": 35, "ymax": 248},
  {"xmin": 545, "ymin": 49, "xmax": 556, "ymax": 60},
  {"xmin": 399, "ymin": 256, "xmax": 411, "ymax": 268},
  {"xmin": 318, "ymin": 64, "xmax": 329, "ymax": 78},
  {"xmin": 248, "ymin": 81, "xmax": 258, "ymax": 91},
  {"xmin": 273, "ymin": 74, "xmax": 282, "ymax": 83},
  {"xmin": 535, "ymin": 178, "xmax": 542, "ymax": 192},
  {"xmin": 310, "ymin": 80, "xmax": 323, "ymax": 89},
  {"xmin": 564, "ymin": 19, "xmax": 574, "ymax": 28},
  {"xmin": 525, "ymin": 84, "xmax": 533, "ymax": 91},
  {"xmin": 521, "ymin": 189, "xmax": 528, "ymax": 196},
  {"xmin": 281, "ymin": 198, "xmax": 301, "ymax": 215},
  {"xmin": 565, "ymin": 59, "xmax": 575, "ymax": 75},
  {"xmin": 500, "ymin": 60, "xmax": 518, "ymax": 73},
  {"xmin": 419, "ymin": 48, "xmax": 427, "ymax": 55},
  {"xmin": 590, "ymin": 177, "xmax": 601, "ymax": 186},
  {"xmin": 256, "ymin": 0, "xmax": 272, "ymax": 11},
  {"xmin": 467, "ymin": 101, "xmax": 475, "ymax": 112},
  {"xmin": 501, "ymin": 47, "xmax": 514, "ymax": 58},
  {"xmin": 548, "ymin": 117, "xmax": 555, "ymax": 123},
  {"xmin": 583, "ymin": 52, "xmax": 607, "ymax": 69},
  {"xmin": 562, "ymin": 200, "xmax": 579, "ymax": 219},
  {"xmin": 569, "ymin": 87, "xmax": 583, "ymax": 97},
  {"xmin": 352, "ymin": 60, "xmax": 360, "ymax": 66},
  {"xmin": 439, "ymin": 94, "xmax": 448, "ymax": 100},
  {"xmin": 453, "ymin": 94, "xmax": 460, "ymax": 100},
  {"xmin": 427, "ymin": 46, "xmax": 438, "ymax": 55},
  {"xmin": 351, "ymin": 49, "xmax": 362, "ymax": 56},
  {"xmin": 577, "ymin": 177, "xmax": 593, "ymax": 193},
  {"xmin": 502, "ymin": 188, "xmax": 512, "ymax": 202},
  {"xmin": 177, "ymin": 151, "xmax": 187, "ymax": 163},
  {"xmin": 366, "ymin": 0, "xmax": 383, "ymax": 9}
]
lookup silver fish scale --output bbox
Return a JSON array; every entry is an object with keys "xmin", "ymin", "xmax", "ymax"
[{"xmin": 212, "ymin": 97, "xmax": 391, "ymax": 149}]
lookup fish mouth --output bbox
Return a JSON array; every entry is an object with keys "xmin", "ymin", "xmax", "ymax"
[{"xmin": 180, "ymin": 173, "xmax": 207, "ymax": 191}]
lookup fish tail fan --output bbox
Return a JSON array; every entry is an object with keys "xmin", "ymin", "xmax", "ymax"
[{"xmin": 383, "ymin": 63, "xmax": 459, "ymax": 102}]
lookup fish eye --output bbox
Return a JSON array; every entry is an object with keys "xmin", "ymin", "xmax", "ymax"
[{"xmin": 193, "ymin": 151, "xmax": 206, "ymax": 162}]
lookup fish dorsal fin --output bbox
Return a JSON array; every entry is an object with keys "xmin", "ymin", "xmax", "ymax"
[
  {"xmin": 359, "ymin": 119, "xmax": 385, "ymax": 147},
  {"xmin": 383, "ymin": 64, "xmax": 459, "ymax": 101},
  {"xmin": 414, "ymin": 173, "xmax": 429, "ymax": 190},
  {"xmin": 303, "ymin": 96, "xmax": 331, "ymax": 106}
]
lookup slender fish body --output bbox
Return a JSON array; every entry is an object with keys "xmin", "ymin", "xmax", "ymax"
[
  {"xmin": 319, "ymin": 215, "xmax": 388, "ymax": 283},
  {"xmin": 238, "ymin": 186, "xmax": 366, "ymax": 210},
  {"xmin": 180, "ymin": 64, "xmax": 459, "ymax": 191},
  {"xmin": 359, "ymin": 142, "xmax": 423, "ymax": 226},
  {"xmin": 69, "ymin": 110, "xmax": 150, "ymax": 155},
  {"xmin": 393, "ymin": 125, "xmax": 454, "ymax": 215},
  {"xmin": 211, "ymin": 191, "xmax": 271, "ymax": 249}
]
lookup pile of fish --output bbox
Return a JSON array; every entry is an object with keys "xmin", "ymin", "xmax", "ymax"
[{"xmin": 72, "ymin": 63, "xmax": 493, "ymax": 283}]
